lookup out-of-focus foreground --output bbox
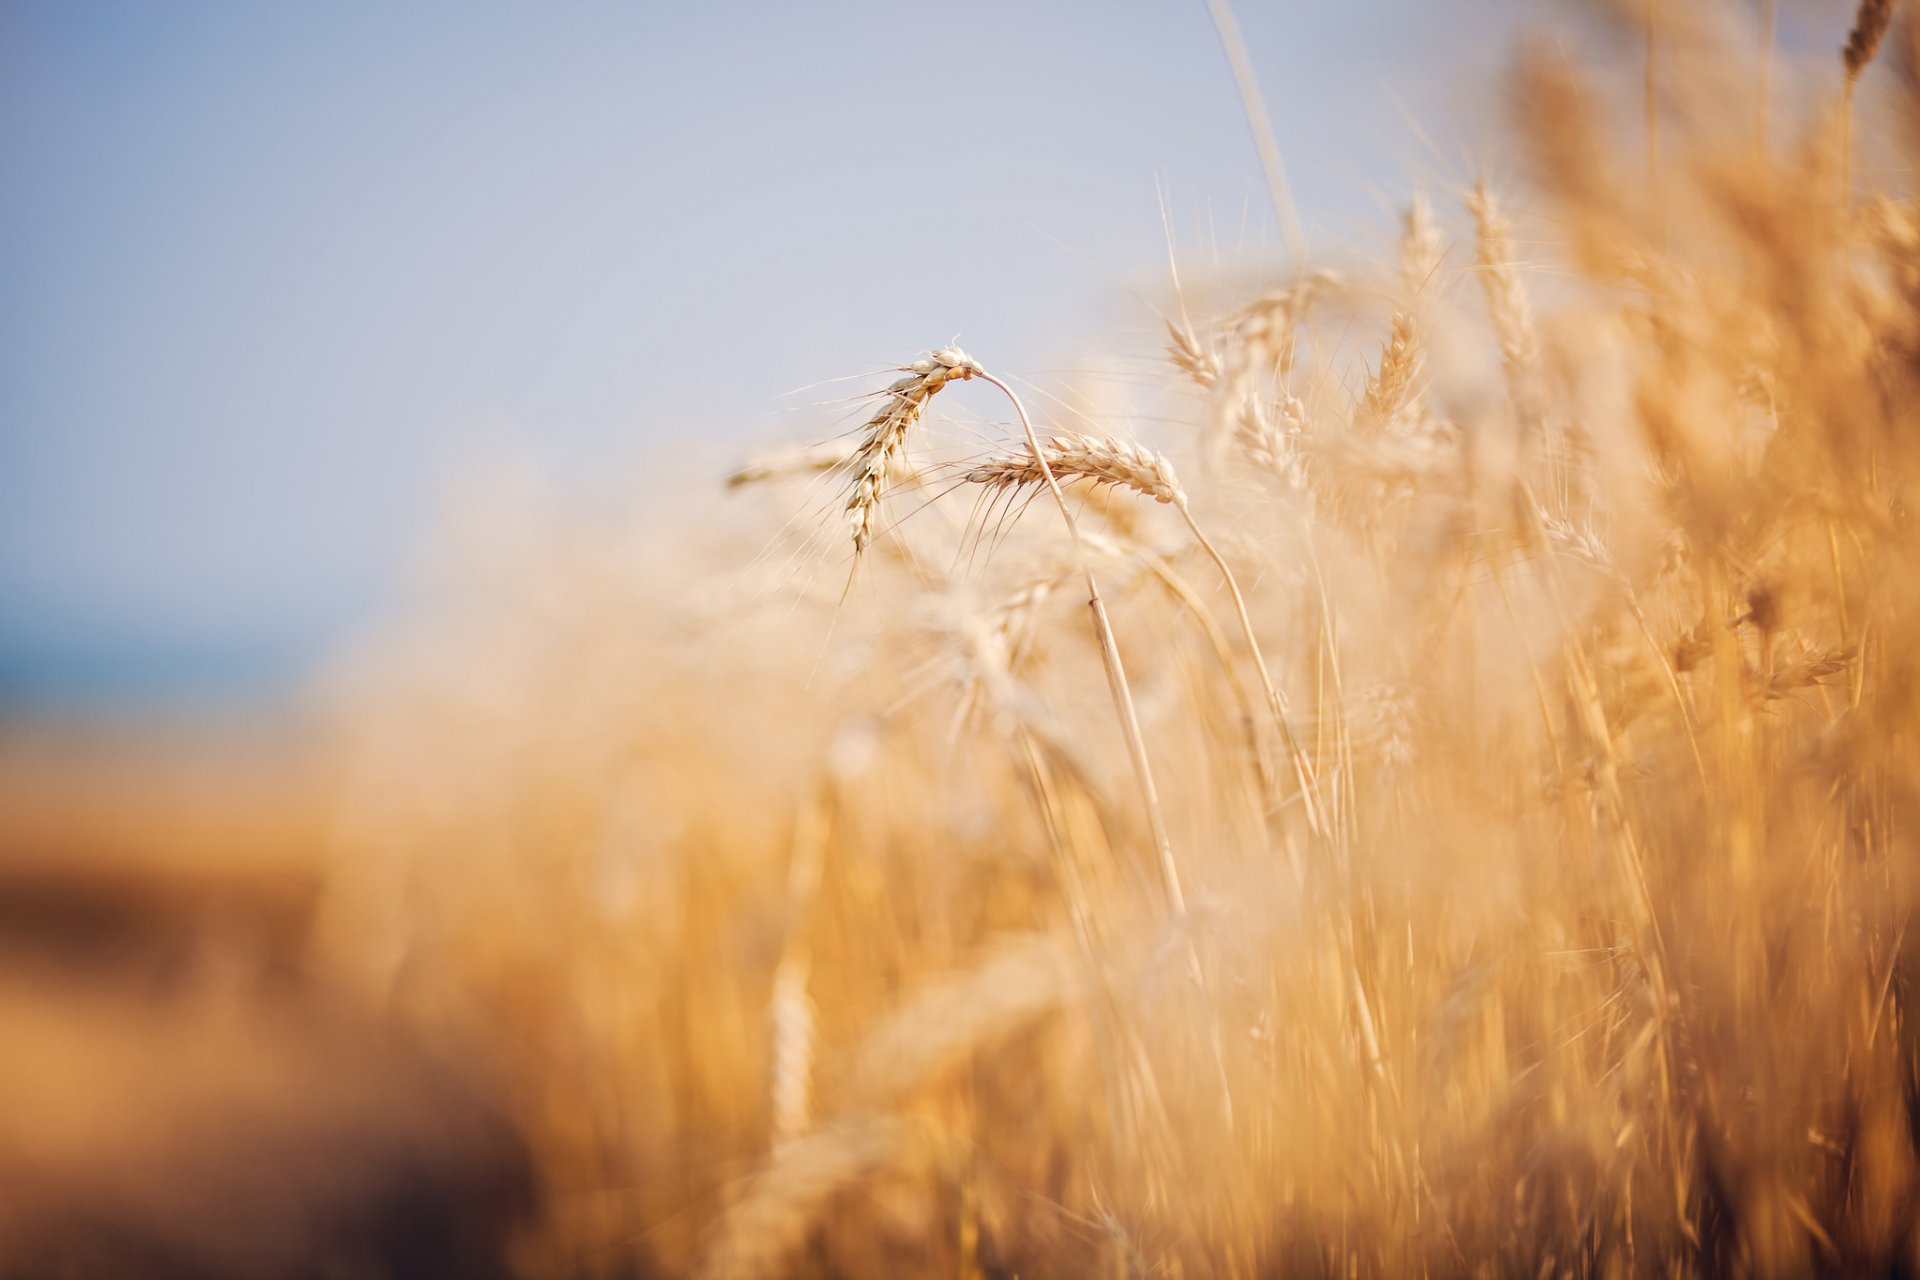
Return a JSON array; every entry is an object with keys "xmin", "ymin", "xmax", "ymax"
[{"xmin": 11, "ymin": 4, "xmax": 1920, "ymax": 1276}]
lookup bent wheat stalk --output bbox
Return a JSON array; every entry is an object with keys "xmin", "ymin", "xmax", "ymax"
[
  {"xmin": 969, "ymin": 378, "xmax": 1188, "ymax": 914},
  {"xmin": 969, "ymin": 433, "xmax": 1327, "ymax": 838}
]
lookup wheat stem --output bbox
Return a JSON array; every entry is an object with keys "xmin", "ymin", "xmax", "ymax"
[{"xmin": 1174, "ymin": 501, "xmax": 1328, "ymax": 840}]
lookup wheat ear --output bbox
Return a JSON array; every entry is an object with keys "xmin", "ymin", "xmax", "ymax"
[
  {"xmin": 845, "ymin": 347, "xmax": 980, "ymax": 553},
  {"xmin": 968, "ymin": 433, "xmax": 1186, "ymax": 505}
]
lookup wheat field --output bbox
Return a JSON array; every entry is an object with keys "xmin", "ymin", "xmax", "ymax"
[{"xmin": 9, "ymin": 3, "xmax": 1920, "ymax": 1277}]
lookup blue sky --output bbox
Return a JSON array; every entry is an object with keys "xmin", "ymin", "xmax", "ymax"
[{"xmin": 0, "ymin": 0, "xmax": 1537, "ymax": 707}]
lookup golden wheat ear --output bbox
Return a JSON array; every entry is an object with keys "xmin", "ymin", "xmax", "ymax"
[
  {"xmin": 843, "ymin": 346, "xmax": 981, "ymax": 555},
  {"xmin": 967, "ymin": 433, "xmax": 1186, "ymax": 506}
]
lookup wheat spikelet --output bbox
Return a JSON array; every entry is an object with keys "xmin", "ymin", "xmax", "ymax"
[
  {"xmin": 966, "ymin": 433, "xmax": 1185, "ymax": 506},
  {"xmin": 1844, "ymin": 0, "xmax": 1895, "ymax": 79},
  {"xmin": 845, "ymin": 346, "xmax": 981, "ymax": 552}
]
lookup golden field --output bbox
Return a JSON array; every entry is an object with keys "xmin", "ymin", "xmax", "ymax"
[{"xmin": 8, "ymin": 4, "xmax": 1920, "ymax": 1276}]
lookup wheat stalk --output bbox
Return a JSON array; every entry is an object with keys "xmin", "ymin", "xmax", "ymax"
[{"xmin": 845, "ymin": 347, "xmax": 981, "ymax": 554}]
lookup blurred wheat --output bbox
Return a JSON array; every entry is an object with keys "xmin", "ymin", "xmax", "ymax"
[{"xmin": 281, "ymin": 4, "xmax": 1920, "ymax": 1276}]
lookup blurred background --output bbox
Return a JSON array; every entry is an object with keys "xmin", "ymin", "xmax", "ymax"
[{"xmin": 0, "ymin": 0, "xmax": 1541, "ymax": 715}]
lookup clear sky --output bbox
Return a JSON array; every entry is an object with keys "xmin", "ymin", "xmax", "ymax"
[{"xmin": 1, "ymin": 0, "xmax": 1541, "ymax": 707}]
